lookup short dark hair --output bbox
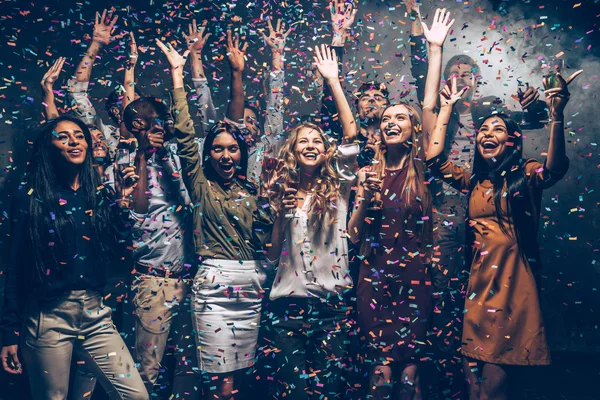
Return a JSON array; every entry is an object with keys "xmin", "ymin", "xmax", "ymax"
[
  {"xmin": 122, "ymin": 97, "xmax": 170, "ymax": 133},
  {"xmin": 443, "ymin": 55, "xmax": 480, "ymax": 80},
  {"xmin": 244, "ymin": 102, "xmax": 260, "ymax": 118},
  {"xmin": 354, "ymin": 80, "xmax": 390, "ymax": 106}
]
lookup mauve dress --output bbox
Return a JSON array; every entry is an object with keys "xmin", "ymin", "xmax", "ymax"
[{"xmin": 357, "ymin": 166, "xmax": 434, "ymax": 365}]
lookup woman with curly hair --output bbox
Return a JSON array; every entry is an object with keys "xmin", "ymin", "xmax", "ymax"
[
  {"xmin": 348, "ymin": 101, "xmax": 434, "ymax": 400},
  {"xmin": 264, "ymin": 45, "xmax": 359, "ymax": 400}
]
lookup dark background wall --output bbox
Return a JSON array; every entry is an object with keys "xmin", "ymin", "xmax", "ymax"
[{"xmin": 0, "ymin": 0, "xmax": 598, "ymax": 396}]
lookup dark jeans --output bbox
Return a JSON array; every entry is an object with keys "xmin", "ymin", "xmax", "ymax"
[{"xmin": 268, "ymin": 297, "xmax": 349, "ymax": 400}]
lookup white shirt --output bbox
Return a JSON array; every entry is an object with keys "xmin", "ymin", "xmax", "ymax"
[
  {"xmin": 269, "ymin": 143, "xmax": 360, "ymax": 300},
  {"xmin": 106, "ymin": 141, "xmax": 192, "ymax": 273}
]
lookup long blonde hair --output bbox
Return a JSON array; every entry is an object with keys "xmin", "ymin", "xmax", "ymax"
[
  {"xmin": 275, "ymin": 122, "xmax": 341, "ymax": 222},
  {"xmin": 359, "ymin": 103, "xmax": 433, "ymax": 259}
]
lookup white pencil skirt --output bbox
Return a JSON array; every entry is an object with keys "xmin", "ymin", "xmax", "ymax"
[{"xmin": 191, "ymin": 259, "xmax": 268, "ymax": 374}]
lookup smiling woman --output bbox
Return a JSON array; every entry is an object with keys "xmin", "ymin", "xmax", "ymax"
[
  {"xmin": 426, "ymin": 68, "xmax": 578, "ymax": 398},
  {"xmin": 51, "ymin": 120, "xmax": 89, "ymax": 165},
  {"xmin": 349, "ymin": 101, "xmax": 434, "ymax": 399},
  {"xmin": 0, "ymin": 114, "xmax": 146, "ymax": 399}
]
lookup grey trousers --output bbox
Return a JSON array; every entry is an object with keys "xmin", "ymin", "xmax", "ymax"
[
  {"xmin": 132, "ymin": 273, "xmax": 198, "ymax": 398},
  {"xmin": 22, "ymin": 290, "xmax": 147, "ymax": 400}
]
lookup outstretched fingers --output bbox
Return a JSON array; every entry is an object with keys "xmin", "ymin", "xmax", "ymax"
[{"xmin": 565, "ymin": 69, "xmax": 583, "ymax": 85}]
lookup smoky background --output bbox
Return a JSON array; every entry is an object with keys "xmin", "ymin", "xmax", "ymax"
[{"xmin": 0, "ymin": 0, "xmax": 597, "ymax": 353}]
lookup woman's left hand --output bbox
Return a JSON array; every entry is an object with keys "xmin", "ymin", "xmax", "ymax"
[{"xmin": 543, "ymin": 69, "xmax": 583, "ymax": 116}]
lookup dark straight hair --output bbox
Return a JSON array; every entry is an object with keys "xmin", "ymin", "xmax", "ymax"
[
  {"xmin": 202, "ymin": 121, "xmax": 254, "ymax": 192},
  {"xmin": 26, "ymin": 115, "xmax": 116, "ymax": 281},
  {"xmin": 469, "ymin": 113, "xmax": 538, "ymax": 268}
]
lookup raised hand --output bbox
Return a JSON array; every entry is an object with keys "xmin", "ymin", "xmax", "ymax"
[
  {"xmin": 93, "ymin": 9, "xmax": 126, "ymax": 45},
  {"xmin": 41, "ymin": 57, "xmax": 65, "ymax": 89},
  {"xmin": 543, "ymin": 69, "xmax": 583, "ymax": 115},
  {"xmin": 155, "ymin": 39, "xmax": 190, "ymax": 71},
  {"xmin": 226, "ymin": 30, "xmax": 248, "ymax": 72},
  {"xmin": 517, "ymin": 84, "xmax": 540, "ymax": 110},
  {"xmin": 183, "ymin": 19, "xmax": 212, "ymax": 54},
  {"xmin": 313, "ymin": 44, "xmax": 339, "ymax": 82},
  {"xmin": 421, "ymin": 8, "xmax": 455, "ymax": 48},
  {"xmin": 262, "ymin": 18, "xmax": 293, "ymax": 51},
  {"xmin": 126, "ymin": 32, "xmax": 138, "ymax": 69},
  {"xmin": 440, "ymin": 76, "xmax": 469, "ymax": 108},
  {"xmin": 330, "ymin": 0, "xmax": 357, "ymax": 33},
  {"xmin": 403, "ymin": 0, "xmax": 420, "ymax": 15}
]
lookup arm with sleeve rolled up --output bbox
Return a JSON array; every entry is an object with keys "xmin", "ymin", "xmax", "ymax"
[
  {"xmin": 69, "ymin": 10, "xmax": 125, "ymax": 130},
  {"xmin": 262, "ymin": 69, "xmax": 285, "ymax": 152},
  {"xmin": 321, "ymin": 0, "xmax": 355, "ymax": 137},
  {"xmin": 123, "ymin": 32, "xmax": 138, "ymax": 111},
  {"xmin": 261, "ymin": 17, "xmax": 293, "ymax": 151},
  {"xmin": 155, "ymin": 39, "xmax": 205, "ymax": 204}
]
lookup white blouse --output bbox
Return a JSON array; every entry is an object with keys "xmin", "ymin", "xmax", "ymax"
[{"xmin": 269, "ymin": 143, "xmax": 360, "ymax": 300}]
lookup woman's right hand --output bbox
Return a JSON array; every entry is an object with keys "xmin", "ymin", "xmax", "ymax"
[
  {"xmin": 1, "ymin": 345, "xmax": 22, "ymax": 374},
  {"xmin": 41, "ymin": 57, "xmax": 65, "ymax": 91},
  {"xmin": 359, "ymin": 169, "xmax": 383, "ymax": 201},
  {"xmin": 278, "ymin": 187, "xmax": 298, "ymax": 218},
  {"xmin": 420, "ymin": 8, "xmax": 455, "ymax": 48}
]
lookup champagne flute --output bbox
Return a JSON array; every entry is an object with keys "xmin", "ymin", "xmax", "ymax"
[{"xmin": 367, "ymin": 169, "xmax": 383, "ymax": 211}]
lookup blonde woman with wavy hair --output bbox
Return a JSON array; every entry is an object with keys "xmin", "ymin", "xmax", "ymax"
[
  {"xmin": 348, "ymin": 102, "xmax": 434, "ymax": 400},
  {"xmin": 264, "ymin": 45, "xmax": 359, "ymax": 400}
]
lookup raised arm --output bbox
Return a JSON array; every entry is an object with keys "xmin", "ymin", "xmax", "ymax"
[
  {"xmin": 155, "ymin": 39, "xmax": 204, "ymax": 203},
  {"xmin": 427, "ymin": 76, "xmax": 467, "ymax": 159},
  {"xmin": 314, "ymin": 44, "xmax": 356, "ymax": 144},
  {"xmin": 262, "ymin": 18, "xmax": 294, "ymax": 150},
  {"xmin": 68, "ymin": 10, "xmax": 124, "ymax": 126},
  {"xmin": 184, "ymin": 19, "xmax": 217, "ymax": 137},
  {"xmin": 320, "ymin": 1, "xmax": 355, "ymax": 137},
  {"xmin": 41, "ymin": 57, "xmax": 65, "ymax": 121},
  {"xmin": 543, "ymin": 69, "xmax": 582, "ymax": 172},
  {"xmin": 75, "ymin": 9, "xmax": 125, "ymax": 84},
  {"xmin": 404, "ymin": 0, "xmax": 424, "ymax": 37},
  {"xmin": 330, "ymin": 0, "xmax": 357, "ymax": 47},
  {"xmin": 225, "ymin": 30, "xmax": 247, "ymax": 124},
  {"xmin": 122, "ymin": 32, "xmax": 138, "ymax": 111},
  {"xmin": 420, "ymin": 8, "xmax": 455, "ymax": 148}
]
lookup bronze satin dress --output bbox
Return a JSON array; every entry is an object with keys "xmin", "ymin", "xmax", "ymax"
[{"xmin": 427, "ymin": 155, "xmax": 568, "ymax": 365}]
